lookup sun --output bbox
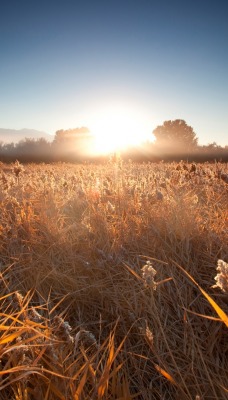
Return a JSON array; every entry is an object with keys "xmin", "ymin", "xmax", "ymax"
[{"xmin": 89, "ymin": 105, "xmax": 152, "ymax": 154}]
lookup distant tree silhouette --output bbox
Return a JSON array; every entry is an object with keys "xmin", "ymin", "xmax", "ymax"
[
  {"xmin": 52, "ymin": 127, "xmax": 92, "ymax": 161},
  {"xmin": 204, "ymin": 142, "xmax": 223, "ymax": 151},
  {"xmin": 53, "ymin": 127, "xmax": 90, "ymax": 144},
  {"xmin": 0, "ymin": 122, "xmax": 226, "ymax": 163},
  {"xmin": 153, "ymin": 120, "xmax": 198, "ymax": 153},
  {"xmin": 16, "ymin": 138, "xmax": 51, "ymax": 161}
]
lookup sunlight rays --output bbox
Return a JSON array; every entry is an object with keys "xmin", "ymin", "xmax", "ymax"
[{"xmin": 89, "ymin": 105, "xmax": 153, "ymax": 154}]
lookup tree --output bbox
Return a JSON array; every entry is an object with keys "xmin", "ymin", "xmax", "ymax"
[
  {"xmin": 52, "ymin": 127, "xmax": 92, "ymax": 160},
  {"xmin": 53, "ymin": 127, "xmax": 90, "ymax": 144},
  {"xmin": 153, "ymin": 119, "xmax": 198, "ymax": 153}
]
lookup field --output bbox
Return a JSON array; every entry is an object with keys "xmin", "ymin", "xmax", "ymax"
[{"xmin": 0, "ymin": 160, "xmax": 227, "ymax": 400}]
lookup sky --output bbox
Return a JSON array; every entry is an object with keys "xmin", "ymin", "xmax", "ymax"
[{"xmin": 0, "ymin": 0, "xmax": 228, "ymax": 146}]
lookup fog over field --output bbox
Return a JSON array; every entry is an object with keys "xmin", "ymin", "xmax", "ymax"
[{"xmin": 0, "ymin": 128, "xmax": 52, "ymax": 143}]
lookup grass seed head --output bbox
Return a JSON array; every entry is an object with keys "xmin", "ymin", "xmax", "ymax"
[
  {"xmin": 13, "ymin": 160, "xmax": 24, "ymax": 178},
  {"xmin": 141, "ymin": 261, "xmax": 157, "ymax": 289},
  {"xmin": 52, "ymin": 316, "xmax": 74, "ymax": 343},
  {"xmin": 213, "ymin": 259, "xmax": 228, "ymax": 293}
]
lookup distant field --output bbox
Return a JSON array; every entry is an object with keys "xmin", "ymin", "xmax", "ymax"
[{"xmin": 0, "ymin": 160, "xmax": 227, "ymax": 399}]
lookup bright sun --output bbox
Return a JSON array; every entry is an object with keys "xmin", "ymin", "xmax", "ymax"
[{"xmin": 89, "ymin": 105, "xmax": 153, "ymax": 154}]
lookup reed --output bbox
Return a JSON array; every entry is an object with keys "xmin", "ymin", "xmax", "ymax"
[{"xmin": 0, "ymin": 160, "xmax": 227, "ymax": 399}]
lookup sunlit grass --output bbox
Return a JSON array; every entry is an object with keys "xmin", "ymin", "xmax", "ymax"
[{"xmin": 0, "ymin": 160, "xmax": 227, "ymax": 399}]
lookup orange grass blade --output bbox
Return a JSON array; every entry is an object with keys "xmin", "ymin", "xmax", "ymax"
[
  {"xmin": 47, "ymin": 382, "xmax": 65, "ymax": 400},
  {"xmin": 97, "ymin": 334, "xmax": 115, "ymax": 397},
  {"xmin": 80, "ymin": 346, "xmax": 96, "ymax": 378},
  {"xmin": 183, "ymin": 307, "xmax": 222, "ymax": 321},
  {"xmin": 0, "ymin": 291, "xmax": 17, "ymax": 301},
  {"xmin": 44, "ymin": 384, "xmax": 51, "ymax": 400},
  {"xmin": 0, "ymin": 313, "xmax": 24, "ymax": 326},
  {"xmin": 106, "ymin": 362, "xmax": 124, "ymax": 381},
  {"xmin": 218, "ymin": 383, "xmax": 228, "ymax": 393},
  {"xmin": 74, "ymin": 364, "xmax": 89, "ymax": 400},
  {"xmin": 97, "ymin": 327, "xmax": 127, "ymax": 398},
  {"xmin": 124, "ymin": 263, "xmax": 143, "ymax": 281},
  {"xmin": 25, "ymin": 319, "xmax": 47, "ymax": 329},
  {"xmin": 0, "ymin": 371, "xmax": 46, "ymax": 392},
  {"xmin": 0, "ymin": 329, "xmax": 27, "ymax": 345},
  {"xmin": 0, "ymin": 325, "xmax": 15, "ymax": 331},
  {"xmin": 154, "ymin": 364, "xmax": 177, "ymax": 385},
  {"xmin": 199, "ymin": 287, "xmax": 228, "ymax": 327},
  {"xmin": 156, "ymin": 277, "xmax": 173, "ymax": 286},
  {"xmin": 173, "ymin": 261, "xmax": 228, "ymax": 328},
  {"xmin": 72, "ymin": 362, "xmax": 90, "ymax": 381},
  {"xmin": 107, "ymin": 333, "xmax": 115, "ymax": 367},
  {"xmin": 0, "ymin": 365, "xmax": 71, "ymax": 380}
]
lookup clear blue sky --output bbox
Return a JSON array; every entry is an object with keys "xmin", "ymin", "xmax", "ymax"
[{"xmin": 0, "ymin": 0, "xmax": 227, "ymax": 146}]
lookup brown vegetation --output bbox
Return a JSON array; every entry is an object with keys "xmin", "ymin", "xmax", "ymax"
[{"xmin": 0, "ymin": 160, "xmax": 227, "ymax": 399}]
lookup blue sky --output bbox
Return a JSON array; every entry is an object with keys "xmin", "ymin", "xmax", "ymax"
[{"xmin": 0, "ymin": 0, "xmax": 227, "ymax": 146}]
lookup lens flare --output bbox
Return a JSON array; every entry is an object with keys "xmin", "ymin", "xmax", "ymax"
[{"xmin": 89, "ymin": 105, "xmax": 153, "ymax": 154}]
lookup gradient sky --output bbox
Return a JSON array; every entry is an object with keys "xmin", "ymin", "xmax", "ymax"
[{"xmin": 1, "ymin": 0, "xmax": 227, "ymax": 146}]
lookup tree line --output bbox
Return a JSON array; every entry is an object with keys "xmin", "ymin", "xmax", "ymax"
[{"xmin": 0, "ymin": 120, "xmax": 227, "ymax": 163}]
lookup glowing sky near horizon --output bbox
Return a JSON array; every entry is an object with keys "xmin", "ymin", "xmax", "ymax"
[{"xmin": 0, "ymin": 0, "xmax": 227, "ymax": 146}]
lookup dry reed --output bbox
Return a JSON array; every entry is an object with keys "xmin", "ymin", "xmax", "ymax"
[{"xmin": 0, "ymin": 160, "xmax": 227, "ymax": 399}]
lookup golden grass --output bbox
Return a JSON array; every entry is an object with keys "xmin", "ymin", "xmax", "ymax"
[{"xmin": 0, "ymin": 160, "xmax": 227, "ymax": 399}]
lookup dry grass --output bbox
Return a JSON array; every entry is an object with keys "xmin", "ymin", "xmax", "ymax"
[{"xmin": 0, "ymin": 160, "xmax": 227, "ymax": 399}]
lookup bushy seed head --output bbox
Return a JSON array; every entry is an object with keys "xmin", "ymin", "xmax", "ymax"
[
  {"xmin": 52, "ymin": 316, "xmax": 74, "ymax": 343},
  {"xmin": 141, "ymin": 261, "xmax": 157, "ymax": 289},
  {"xmin": 213, "ymin": 260, "xmax": 228, "ymax": 293}
]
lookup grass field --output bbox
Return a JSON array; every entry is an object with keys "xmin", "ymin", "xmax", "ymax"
[{"xmin": 0, "ymin": 160, "xmax": 227, "ymax": 399}]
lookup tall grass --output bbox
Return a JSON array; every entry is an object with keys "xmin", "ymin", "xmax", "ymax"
[{"xmin": 0, "ymin": 160, "xmax": 227, "ymax": 399}]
